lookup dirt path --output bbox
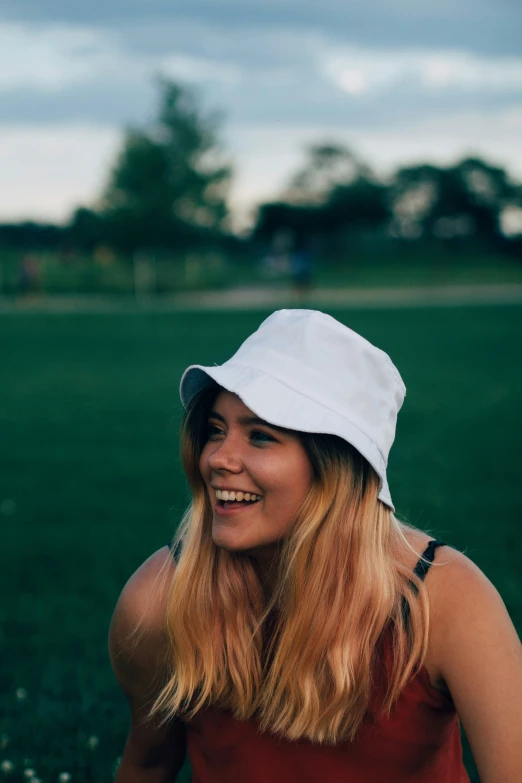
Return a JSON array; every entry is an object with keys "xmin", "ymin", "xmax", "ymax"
[{"xmin": 1, "ymin": 283, "xmax": 522, "ymax": 313}]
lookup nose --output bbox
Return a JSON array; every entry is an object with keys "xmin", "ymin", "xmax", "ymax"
[{"xmin": 206, "ymin": 434, "xmax": 243, "ymax": 474}]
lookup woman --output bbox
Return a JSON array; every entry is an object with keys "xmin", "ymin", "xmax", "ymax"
[{"xmin": 109, "ymin": 309, "xmax": 522, "ymax": 782}]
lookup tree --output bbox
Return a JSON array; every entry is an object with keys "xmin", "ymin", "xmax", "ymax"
[
  {"xmin": 0, "ymin": 221, "xmax": 66, "ymax": 251},
  {"xmin": 322, "ymin": 178, "xmax": 390, "ymax": 233},
  {"xmin": 390, "ymin": 158, "xmax": 518, "ymax": 247},
  {"xmin": 252, "ymin": 143, "xmax": 389, "ymax": 250},
  {"xmin": 68, "ymin": 207, "xmax": 105, "ymax": 252},
  {"xmin": 285, "ymin": 143, "xmax": 372, "ymax": 205},
  {"xmin": 100, "ymin": 78, "xmax": 232, "ymax": 253}
]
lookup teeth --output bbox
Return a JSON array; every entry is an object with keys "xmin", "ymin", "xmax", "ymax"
[{"xmin": 215, "ymin": 490, "xmax": 260, "ymax": 502}]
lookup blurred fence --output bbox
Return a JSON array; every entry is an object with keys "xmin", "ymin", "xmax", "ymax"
[
  {"xmin": 1, "ymin": 246, "xmax": 522, "ymax": 301},
  {"xmin": 0, "ymin": 249, "xmax": 237, "ymax": 299}
]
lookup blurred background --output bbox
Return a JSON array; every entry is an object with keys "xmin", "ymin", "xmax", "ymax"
[{"xmin": 1, "ymin": 1, "xmax": 521, "ymax": 781}]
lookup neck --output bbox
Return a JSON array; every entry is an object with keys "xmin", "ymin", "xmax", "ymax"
[{"xmin": 248, "ymin": 542, "xmax": 282, "ymax": 597}]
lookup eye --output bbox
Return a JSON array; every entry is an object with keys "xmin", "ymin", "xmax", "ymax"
[
  {"xmin": 250, "ymin": 430, "xmax": 275, "ymax": 444},
  {"xmin": 206, "ymin": 423, "xmax": 224, "ymax": 439}
]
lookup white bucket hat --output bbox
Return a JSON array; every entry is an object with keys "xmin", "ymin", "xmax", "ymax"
[{"xmin": 180, "ymin": 309, "xmax": 406, "ymax": 510}]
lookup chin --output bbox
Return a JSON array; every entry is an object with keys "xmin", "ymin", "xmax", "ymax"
[
  {"xmin": 212, "ymin": 531, "xmax": 249, "ymax": 552},
  {"xmin": 212, "ymin": 531, "xmax": 264, "ymax": 553}
]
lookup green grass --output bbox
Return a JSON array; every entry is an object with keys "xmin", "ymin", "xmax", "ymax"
[
  {"xmin": 309, "ymin": 257, "xmax": 522, "ymax": 288},
  {"xmin": 1, "ymin": 306, "xmax": 521, "ymax": 782}
]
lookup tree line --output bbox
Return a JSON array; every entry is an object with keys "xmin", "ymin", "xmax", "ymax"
[{"xmin": 1, "ymin": 78, "xmax": 521, "ymax": 261}]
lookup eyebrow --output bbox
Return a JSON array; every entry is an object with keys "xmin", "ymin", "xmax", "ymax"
[{"xmin": 208, "ymin": 410, "xmax": 288, "ymax": 434}]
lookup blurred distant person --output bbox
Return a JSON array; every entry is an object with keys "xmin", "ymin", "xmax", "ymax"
[
  {"xmin": 109, "ymin": 310, "xmax": 522, "ymax": 783},
  {"xmin": 18, "ymin": 253, "xmax": 40, "ymax": 297},
  {"xmin": 290, "ymin": 236, "xmax": 312, "ymax": 297}
]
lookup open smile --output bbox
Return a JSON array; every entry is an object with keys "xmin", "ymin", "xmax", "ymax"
[{"xmin": 214, "ymin": 494, "xmax": 262, "ymax": 516}]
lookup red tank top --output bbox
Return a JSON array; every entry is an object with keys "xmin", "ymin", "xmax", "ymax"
[{"xmin": 173, "ymin": 540, "xmax": 471, "ymax": 782}]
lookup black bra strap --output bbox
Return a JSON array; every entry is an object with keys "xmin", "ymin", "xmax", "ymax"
[
  {"xmin": 168, "ymin": 539, "xmax": 183, "ymax": 563},
  {"xmin": 401, "ymin": 539, "xmax": 447, "ymax": 628},
  {"xmin": 413, "ymin": 539, "xmax": 447, "ymax": 581}
]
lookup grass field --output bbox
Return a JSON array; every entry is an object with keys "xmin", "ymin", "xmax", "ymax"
[{"xmin": 1, "ymin": 305, "xmax": 521, "ymax": 782}]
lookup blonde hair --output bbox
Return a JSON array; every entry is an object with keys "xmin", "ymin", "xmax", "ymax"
[{"xmin": 148, "ymin": 385, "xmax": 444, "ymax": 745}]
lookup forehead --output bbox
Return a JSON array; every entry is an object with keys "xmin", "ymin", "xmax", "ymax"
[
  {"xmin": 209, "ymin": 390, "xmax": 292, "ymax": 436},
  {"xmin": 211, "ymin": 390, "xmax": 254, "ymax": 418}
]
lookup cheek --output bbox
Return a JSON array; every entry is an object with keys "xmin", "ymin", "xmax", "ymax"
[
  {"xmin": 291, "ymin": 449, "xmax": 314, "ymax": 491},
  {"xmin": 263, "ymin": 453, "xmax": 313, "ymax": 509},
  {"xmin": 288, "ymin": 475, "xmax": 313, "ymax": 511},
  {"xmin": 290, "ymin": 461, "xmax": 314, "ymax": 510}
]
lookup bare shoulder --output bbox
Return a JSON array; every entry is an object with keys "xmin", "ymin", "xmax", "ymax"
[
  {"xmin": 417, "ymin": 540, "xmax": 521, "ymax": 692},
  {"xmin": 400, "ymin": 528, "xmax": 481, "ymax": 689},
  {"xmin": 419, "ymin": 543, "xmax": 522, "ymax": 781},
  {"xmin": 108, "ymin": 546, "xmax": 177, "ymax": 699},
  {"xmin": 419, "ymin": 541, "xmax": 505, "ymax": 630},
  {"xmin": 400, "ymin": 527, "xmax": 496, "ymax": 630}
]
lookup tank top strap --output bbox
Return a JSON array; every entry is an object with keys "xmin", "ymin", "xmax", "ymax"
[
  {"xmin": 168, "ymin": 539, "xmax": 183, "ymax": 563},
  {"xmin": 413, "ymin": 539, "xmax": 447, "ymax": 581},
  {"xmin": 401, "ymin": 539, "xmax": 447, "ymax": 628}
]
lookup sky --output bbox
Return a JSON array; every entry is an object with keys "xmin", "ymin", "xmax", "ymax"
[{"xmin": 1, "ymin": 0, "xmax": 522, "ymax": 231}]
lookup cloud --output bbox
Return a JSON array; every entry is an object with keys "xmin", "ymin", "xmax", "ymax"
[
  {"xmin": 159, "ymin": 55, "xmax": 243, "ymax": 86},
  {"xmin": 2, "ymin": 0, "xmax": 522, "ymax": 57},
  {"xmin": 0, "ymin": 23, "xmax": 148, "ymax": 94},
  {"xmin": 321, "ymin": 48, "xmax": 522, "ymax": 97},
  {"xmin": 0, "ymin": 124, "xmax": 120, "ymax": 221},
  {"xmin": 0, "ymin": 22, "xmax": 245, "ymax": 95},
  {"xmin": 0, "ymin": 20, "xmax": 520, "ymax": 130}
]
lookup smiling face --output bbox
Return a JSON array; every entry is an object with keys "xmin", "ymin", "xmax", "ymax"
[{"xmin": 199, "ymin": 390, "xmax": 314, "ymax": 559}]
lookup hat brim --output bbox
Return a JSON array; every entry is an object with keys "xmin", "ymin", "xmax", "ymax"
[{"xmin": 180, "ymin": 362, "xmax": 394, "ymax": 510}]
